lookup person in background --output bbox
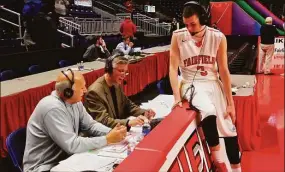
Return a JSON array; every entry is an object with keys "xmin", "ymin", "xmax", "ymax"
[
  {"xmin": 259, "ymin": 17, "xmax": 278, "ymax": 75},
  {"xmin": 84, "ymin": 55, "xmax": 155, "ymax": 130},
  {"xmin": 115, "ymin": 36, "xmax": 134, "ymax": 55},
  {"xmin": 170, "ymin": 18, "xmax": 178, "ymax": 34},
  {"xmin": 54, "ymin": 0, "xmax": 69, "ymax": 16},
  {"xmin": 124, "ymin": 0, "xmax": 133, "ymax": 14},
  {"xmin": 23, "ymin": 69, "xmax": 126, "ymax": 172},
  {"xmin": 22, "ymin": 0, "xmax": 42, "ymax": 46},
  {"xmin": 83, "ymin": 36, "xmax": 111, "ymax": 62},
  {"xmin": 120, "ymin": 16, "xmax": 137, "ymax": 38}
]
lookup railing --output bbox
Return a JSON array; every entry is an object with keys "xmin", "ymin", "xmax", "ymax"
[
  {"xmin": 132, "ymin": 13, "xmax": 170, "ymax": 36},
  {"xmin": 61, "ymin": 17, "xmax": 123, "ymax": 36},
  {"xmin": 59, "ymin": 17, "xmax": 81, "ymax": 34},
  {"xmin": 57, "ymin": 29, "xmax": 75, "ymax": 47},
  {"xmin": 0, "ymin": 6, "xmax": 22, "ymax": 39},
  {"xmin": 116, "ymin": 13, "xmax": 131, "ymax": 20},
  {"xmin": 60, "ymin": 14, "xmax": 171, "ymax": 37}
]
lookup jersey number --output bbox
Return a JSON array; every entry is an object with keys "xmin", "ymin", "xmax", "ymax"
[{"xmin": 197, "ymin": 66, "xmax": 208, "ymax": 76}]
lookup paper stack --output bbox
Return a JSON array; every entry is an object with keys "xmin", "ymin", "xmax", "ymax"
[{"xmin": 140, "ymin": 94, "xmax": 174, "ymax": 119}]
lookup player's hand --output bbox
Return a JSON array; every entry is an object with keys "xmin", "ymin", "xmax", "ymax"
[
  {"xmin": 172, "ymin": 99, "xmax": 182, "ymax": 109},
  {"xmin": 225, "ymin": 105, "xmax": 236, "ymax": 124}
]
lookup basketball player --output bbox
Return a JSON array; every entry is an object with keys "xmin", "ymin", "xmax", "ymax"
[{"xmin": 169, "ymin": 2, "xmax": 241, "ymax": 172}]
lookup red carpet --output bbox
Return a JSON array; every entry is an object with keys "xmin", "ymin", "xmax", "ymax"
[{"xmin": 241, "ymin": 74, "xmax": 284, "ymax": 172}]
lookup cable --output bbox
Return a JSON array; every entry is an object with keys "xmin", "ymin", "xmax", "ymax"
[{"xmin": 180, "ymin": 27, "xmax": 208, "ymax": 112}]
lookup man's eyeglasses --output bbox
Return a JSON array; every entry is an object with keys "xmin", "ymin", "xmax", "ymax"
[{"xmin": 114, "ymin": 68, "xmax": 129, "ymax": 75}]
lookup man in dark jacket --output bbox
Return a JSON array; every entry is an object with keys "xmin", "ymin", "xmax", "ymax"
[
  {"xmin": 83, "ymin": 36, "xmax": 111, "ymax": 62},
  {"xmin": 84, "ymin": 55, "xmax": 155, "ymax": 130}
]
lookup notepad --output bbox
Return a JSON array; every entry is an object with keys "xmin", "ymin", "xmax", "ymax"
[{"xmin": 59, "ymin": 152, "xmax": 116, "ymax": 171}]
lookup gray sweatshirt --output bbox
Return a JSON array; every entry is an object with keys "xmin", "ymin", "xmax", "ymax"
[{"xmin": 23, "ymin": 91, "xmax": 111, "ymax": 172}]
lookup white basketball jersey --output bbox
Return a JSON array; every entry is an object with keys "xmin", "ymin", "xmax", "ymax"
[{"xmin": 174, "ymin": 26, "xmax": 224, "ymax": 83}]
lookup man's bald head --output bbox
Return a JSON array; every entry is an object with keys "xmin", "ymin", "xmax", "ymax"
[
  {"xmin": 55, "ymin": 70, "xmax": 87, "ymax": 103},
  {"xmin": 56, "ymin": 70, "xmax": 84, "ymax": 83}
]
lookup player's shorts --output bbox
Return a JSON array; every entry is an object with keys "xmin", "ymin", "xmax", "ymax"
[{"xmin": 181, "ymin": 80, "xmax": 237, "ymax": 137}]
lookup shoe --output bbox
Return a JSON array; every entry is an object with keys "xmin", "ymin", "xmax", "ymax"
[{"xmin": 213, "ymin": 162, "xmax": 227, "ymax": 172}]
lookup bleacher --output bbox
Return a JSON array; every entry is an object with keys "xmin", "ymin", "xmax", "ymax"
[{"xmin": 69, "ymin": 4, "xmax": 100, "ymax": 18}]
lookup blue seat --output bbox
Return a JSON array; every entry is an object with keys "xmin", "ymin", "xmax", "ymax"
[
  {"xmin": 6, "ymin": 127, "xmax": 26, "ymax": 172},
  {"xmin": 157, "ymin": 80, "xmax": 166, "ymax": 94},
  {"xmin": 1, "ymin": 70, "xmax": 16, "ymax": 81},
  {"xmin": 156, "ymin": 79, "xmax": 173, "ymax": 95},
  {"xmin": 59, "ymin": 60, "xmax": 71, "ymax": 68},
  {"xmin": 28, "ymin": 65, "xmax": 42, "ymax": 74}
]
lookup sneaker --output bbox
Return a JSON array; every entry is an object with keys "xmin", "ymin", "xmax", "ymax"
[{"xmin": 213, "ymin": 162, "xmax": 227, "ymax": 172}]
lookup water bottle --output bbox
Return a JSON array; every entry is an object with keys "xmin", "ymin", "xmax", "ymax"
[
  {"xmin": 127, "ymin": 142, "xmax": 135, "ymax": 156},
  {"xmin": 142, "ymin": 122, "xmax": 151, "ymax": 136},
  {"xmin": 78, "ymin": 61, "xmax": 84, "ymax": 71}
]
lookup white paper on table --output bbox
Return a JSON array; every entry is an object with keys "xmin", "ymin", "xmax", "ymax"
[
  {"xmin": 97, "ymin": 150, "xmax": 127, "ymax": 159},
  {"xmin": 59, "ymin": 152, "xmax": 116, "ymax": 171},
  {"xmin": 151, "ymin": 94, "xmax": 175, "ymax": 107},
  {"xmin": 100, "ymin": 143, "xmax": 128, "ymax": 153}
]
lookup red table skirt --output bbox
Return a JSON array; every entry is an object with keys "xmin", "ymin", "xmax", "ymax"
[
  {"xmin": 234, "ymin": 95, "xmax": 261, "ymax": 151},
  {"xmin": 0, "ymin": 51, "xmax": 170, "ymax": 157}
]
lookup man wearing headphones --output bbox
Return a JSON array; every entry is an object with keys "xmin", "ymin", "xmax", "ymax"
[
  {"xmin": 23, "ymin": 69, "xmax": 127, "ymax": 172},
  {"xmin": 169, "ymin": 2, "xmax": 241, "ymax": 172},
  {"xmin": 84, "ymin": 54, "xmax": 155, "ymax": 130}
]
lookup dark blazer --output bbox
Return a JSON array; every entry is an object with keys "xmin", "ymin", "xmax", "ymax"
[
  {"xmin": 84, "ymin": 76, "xmax": 145, "ymax": 128},
  {"xmin": 83, "ymin": 44, "xmax": 111, "ymax": 61}
]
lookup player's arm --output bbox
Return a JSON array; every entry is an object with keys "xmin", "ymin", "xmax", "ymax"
[
  {"xmin": 169, "ymin": 33, "xmax": 182, "ymax": 107},
  {"xmin": 217, "ymin": 35, "xmax": 234, "ymax": 107}
]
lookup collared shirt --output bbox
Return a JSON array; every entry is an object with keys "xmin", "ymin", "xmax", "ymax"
[
  {"xmin": 23, "ymin": 91, "xmax": 111, "ymax": 172},
  {"xmin": 115, "ymin": 42, "xmax": 133, "ymax": 55}
]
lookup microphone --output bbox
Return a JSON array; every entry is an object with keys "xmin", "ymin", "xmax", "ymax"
[
  {"xmin": 123, "ymin": 80, "xmax": 127, "ymax": 85},
  {"xmin": 190, "ymin": 31, "xmax": 199, "ymax": 36},
  {"xmin": 190, "ymin": 26, "xmax": 206, "ymax": 36}
]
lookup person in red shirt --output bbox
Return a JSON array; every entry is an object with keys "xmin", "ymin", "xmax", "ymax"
[
  {"xmin": 120, "ymin": 16, "xmax": 137, "ymax": 38},
  {"xmin": 125, "ymin": 0, "xmax": 133, "ymax": 13}
]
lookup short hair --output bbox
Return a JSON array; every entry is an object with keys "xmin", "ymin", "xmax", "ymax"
[
  {"xmin": 112, "ymin": 55, "xmax": 129, "ymax": 68},
  {"xmin": 92, "ymin": 35, "xmax": 102, "ymax": 44},
  {"xmin": 55, "ymin": 80, "xmax": 72, "ymax": 94},
  {"xmin": 122, "ymin": 35, "xmax": 130, "ymax": 41},
  {"xmin": 183, "ymin": 4, "xmax": 202, "ymax": 18},
  {"xmin": 265, "ymin": 17, "xmax": 272, "ymax": 24}
]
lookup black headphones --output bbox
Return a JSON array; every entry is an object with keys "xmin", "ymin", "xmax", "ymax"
[
  {"xmin": 183, "ymin": 1, "xmax": 209, "ymax": 25},
  {"xmin": 61, "ymin": 69, "xmax": 75, "ymax": 99},
  {"xmin": 105, "ymin": 53, "xmax": 122, "ymax": 74}
]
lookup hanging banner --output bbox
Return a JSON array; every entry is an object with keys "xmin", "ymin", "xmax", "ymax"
[{"xmin": 272, "ymin": 37, "xmax": 284, "ymax": 71}]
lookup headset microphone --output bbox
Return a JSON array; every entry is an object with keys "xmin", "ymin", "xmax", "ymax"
[
  {"xmin": 190, "ymin": 32, "xmax": 198, "ymax": 36},
  {"xmin": 190, "ymin": 26, "xmax": 206, "ymax": 36}
]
